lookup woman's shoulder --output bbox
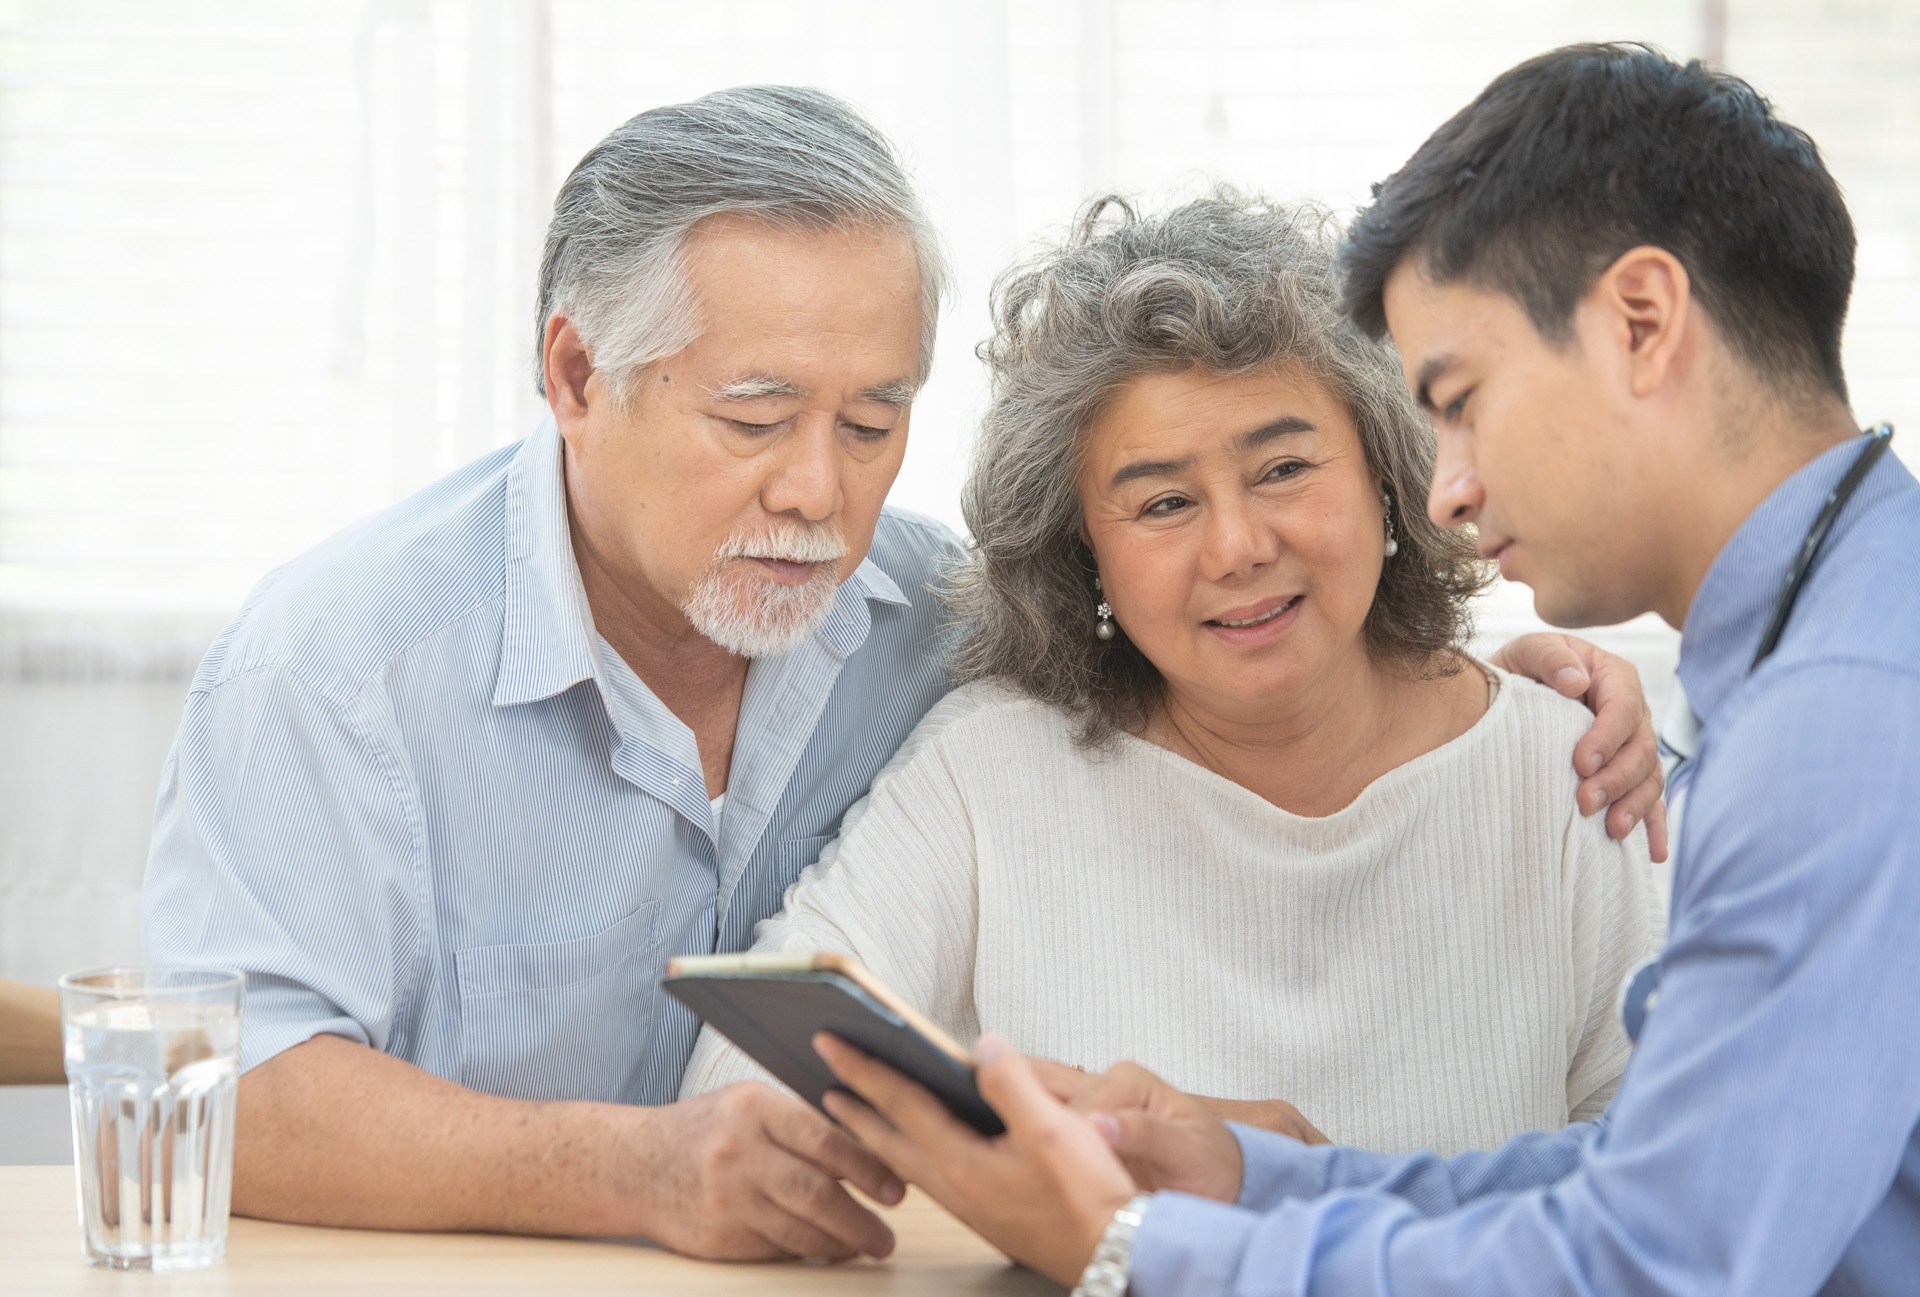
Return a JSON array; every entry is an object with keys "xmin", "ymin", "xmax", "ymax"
[
  {"xmin": 1419, "ymin": 663, "xmax": 1602, "ymax": 816},
  {"xmin": 1481, "ymin": 663, "xmax": 1601, "ymax": 752},
  {"xmin": 874, "ymin": 679, "xmax": 1086, "ymax": 784}
]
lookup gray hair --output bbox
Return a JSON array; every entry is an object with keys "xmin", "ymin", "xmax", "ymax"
[
  {"xmin": 950, "ymin": 191, "xmax": 1489, "ymax": 744},
  {"xmin": 535, "ymin": 85, "xmax": 950, "ymax": 399}
]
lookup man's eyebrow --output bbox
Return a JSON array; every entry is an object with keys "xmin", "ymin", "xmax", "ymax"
[
  {"xmin": 1234, "ymin": 415, "xmax": 1314, "ymax": 450},
  {"xmin": 1413, "ymin": 355, "xmax": 1454, "ymax": 413},
  {"xmin": 856, "ymin": 379, "xmax": 918, "ymax": 408},
  {"xmin": 706, "ymin": 375, "xmax": 804, "ymax": 401},
  {"xmin": 1109, "ymin": 456, "xmax": 1195, "ymax": 489}
]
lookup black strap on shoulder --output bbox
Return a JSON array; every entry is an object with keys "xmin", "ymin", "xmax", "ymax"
[{"xmin": 1751, "ymin": 423, "xmax": 1895, "ymax": 670}]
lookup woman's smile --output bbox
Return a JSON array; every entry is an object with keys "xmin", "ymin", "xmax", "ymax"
[{"xmin": 1202, "ymin": 593, "xmax": 1303, "ymax": 645}]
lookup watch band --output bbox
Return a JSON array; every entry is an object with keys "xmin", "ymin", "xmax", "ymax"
[{"xmin": 1070, "ymin": 1193, "xmax": 1154, "ymax": 1297}]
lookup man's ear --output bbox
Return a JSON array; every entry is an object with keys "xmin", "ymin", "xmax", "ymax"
[
  {"xmin": 1590, "ymin": 245, "xmax": 1694, "ymax": 400},
  {"xmin": 543, "ymin": 313, "xmax": 597, "ymax": 433}
]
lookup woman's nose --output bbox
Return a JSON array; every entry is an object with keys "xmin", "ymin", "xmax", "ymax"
[
  {"xmin": 1427, "ymin": 431, "xmax": 1485, "ymax": 528},
  {"xmin": 1202, "ymin": 496, "xmax": 1280, "ymax": 578}
]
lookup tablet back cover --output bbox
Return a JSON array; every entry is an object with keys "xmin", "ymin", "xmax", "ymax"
[{"xmin": 664, "ymin": 972, "xmax": 1005, "ymax": 1135}]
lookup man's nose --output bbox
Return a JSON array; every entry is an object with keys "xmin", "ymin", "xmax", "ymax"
[
  {"xmin": 1427, "ymin": 430, "xmax": 1484, "ymax": 528},
  {"xmin": 763, "ymin": 416, "xmax": 842, "ymax": 522}
]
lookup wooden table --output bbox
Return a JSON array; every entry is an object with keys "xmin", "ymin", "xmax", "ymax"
[{"xmin": 0, "ymin": 1166, "xmax": 1060, "ymax": 1295}]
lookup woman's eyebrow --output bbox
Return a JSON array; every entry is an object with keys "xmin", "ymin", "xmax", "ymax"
[
  {"xmin": 1108, "ymin": 455, "xmax": 1194, "ymax": 488},
  {"xmin": 1234, "ymin": 414, "xmax": 1315, "ymax": 450}
]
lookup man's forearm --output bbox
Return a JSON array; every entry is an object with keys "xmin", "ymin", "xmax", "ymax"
[
  {"xmin": 235, "ymin": 1034, "xmax": 650, "ymax": 1236},
  {"xmin": 1232, "ymin": 1121, "xmax": 1592, "ymax": 1215}
]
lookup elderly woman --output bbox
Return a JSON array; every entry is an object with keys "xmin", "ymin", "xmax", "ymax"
[{"xmin": 682, "ymin": 194, "xmax": 1665, "ymax": 1155}]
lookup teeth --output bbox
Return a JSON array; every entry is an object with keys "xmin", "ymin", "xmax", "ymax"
[{"xmin": 1213, "ymin": 596, "xmax": 1298, "ymax": 629}]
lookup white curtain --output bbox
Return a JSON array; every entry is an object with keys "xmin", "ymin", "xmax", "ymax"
[{"xmin": 4, "ymin": 0, "xmax": 1918, "ymax": 983}]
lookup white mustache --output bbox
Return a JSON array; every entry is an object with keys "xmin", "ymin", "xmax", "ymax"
[{"xmin": 718, "ymin": 524, "xmax": 848, "ymax": 566}]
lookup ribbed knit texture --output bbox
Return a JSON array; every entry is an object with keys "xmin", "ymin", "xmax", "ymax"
[{"xmin": 682, "ymin": 668, "xmax": 1666, "ymax": 1155}]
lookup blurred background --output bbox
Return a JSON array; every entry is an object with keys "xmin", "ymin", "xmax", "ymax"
[{"xmin": 0, "ymin": 0, "xmax": 1915, "ymax": 1036}]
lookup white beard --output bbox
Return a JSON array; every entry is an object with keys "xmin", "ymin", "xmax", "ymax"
[{"xmin": 680, "ymin": 521, "xmax": 849, "ymax": 658}]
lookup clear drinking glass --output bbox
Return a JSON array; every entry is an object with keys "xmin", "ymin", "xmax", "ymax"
[{"xmin": 58, "ymin": 966, "xmax": 244, "ymax": 1272}]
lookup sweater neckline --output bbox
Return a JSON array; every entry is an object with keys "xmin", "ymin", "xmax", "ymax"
[{"xmin": 1113, "ymin": 662, "xmax": 1510, "ymax": 824}]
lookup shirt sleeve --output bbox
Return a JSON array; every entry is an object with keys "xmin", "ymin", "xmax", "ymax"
[
  {"xmin": 1229, "ymin": 1120, "xmax": 1595, "ymax": 1215},
  {"xmin": 1130, "ymin": 662, "xmax": 1920, "ymax": 1297},
  {"xmin": 1558, "ymin": 795, "xmax": 1666, "ymax": 1121},
  {"xmin": 679, "ymin": 698, "xmax": 984, "ymax": 1100},
  {"xmin": 141, "ymin": 663, "xmax": 425, "ymax": 1074}
]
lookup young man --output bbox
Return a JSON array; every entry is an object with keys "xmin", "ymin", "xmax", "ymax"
[{"xmin": 820, "ymin": 43, "xmax": 1920, "ymax": 1296}]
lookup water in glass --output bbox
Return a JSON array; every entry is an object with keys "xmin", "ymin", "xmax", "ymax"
[{"xmin": 61, "ymin": 972, "xmax": 241, "ymax": 1272}]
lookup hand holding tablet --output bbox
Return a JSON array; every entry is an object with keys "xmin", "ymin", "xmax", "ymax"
[{"xmin": 664, "ymin": 952, "xmax": 1006, "ymax": 1136}]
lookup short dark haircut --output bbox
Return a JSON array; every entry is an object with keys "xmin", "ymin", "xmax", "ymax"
[{"xmin": 1341, "ymin": 43, "xmax": 1855, "ymax": 402}]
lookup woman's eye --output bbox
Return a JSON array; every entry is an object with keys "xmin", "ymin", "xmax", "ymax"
[
  {"xmin": 729, "ymin": 419, "xmax": 783, "ymax": 436},
  {"xmin": 1262, "ymin": 460, "xmax": 1308, "ymax": 483},
  {"xmin": 1142, "ymin": 495, "xmax": 1191, "ymax": 517},
  {"xmin": 1442, "ymin": 392, "xmax": 1469, "ymax": 424},
  {"xmin": 844, "ymin": 422, "xmax": 892, "ymax": 442}
]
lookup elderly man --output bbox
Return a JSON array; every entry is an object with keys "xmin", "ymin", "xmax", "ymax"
[{"xmin": 142, "ymin": 85, "xmax": 1660, "ymax": 1260}]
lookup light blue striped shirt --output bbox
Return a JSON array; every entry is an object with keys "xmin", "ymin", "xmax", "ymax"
[
  {"xmin": 1127, "ymin": 436, "xmax": 1920, "ymax": 1295},
  {"xmin": 141, "ymin": 420, "xmax": 962, "ymax": 1105}
]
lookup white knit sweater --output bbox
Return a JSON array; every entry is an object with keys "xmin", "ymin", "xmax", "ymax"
[{"xmin": 681, "ymin": 669, "xmax": 1666, "ymax": 1155}]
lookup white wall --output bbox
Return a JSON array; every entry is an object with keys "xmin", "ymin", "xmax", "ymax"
[{"xmin": 4, "ymin": 0, "xmax": 1916, "ymax": 1000}]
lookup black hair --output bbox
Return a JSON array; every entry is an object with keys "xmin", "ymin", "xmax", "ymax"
[{"xmin": 1340, "ymin": 43, "xmax": 1855, "ymax": 402}]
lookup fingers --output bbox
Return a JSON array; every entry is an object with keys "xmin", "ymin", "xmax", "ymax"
[
  {"xmin": 1091, "ymin": 1108, "xmax": 1243, "ymax": 1203},
  {"xmin": 1089, "ymin": 1108, "xmax": 1170, "ymax": 1172},
  {"xmin": 1490, "ymin": 632, "xmax": 1591, "ymax": 699},
  {"xmin": 822, "ymin": 1089, "xmax": 934, "ymax": 1188},
  {"xmin": 972, "ymin": 1036, "xmax": 1108, "ymax": 1153},
  {"xmin": 744, "ymin": 1187, "xmax": 872, "ymax": 1261},
  {"xmin": 814, "ymin": 1034, "xmax": 979, "ymax": 1154},
  {"xmin": 1579, "ymin": 725, "xmax": 1661, "ymax": 824},
  {"xmin": 764, "ymin": 1092, "xmax": 905, "ymax": 1206},
  {"xmin": 1027, "ymin": 1056, "xmax": 1094, "ymax": 1104},
  {"xmin": 1061, "ymin": 1064, "xmax": 1164, "ymax": 1120},
  {"xmin": 751, "ymin": 1158, "xmax": 896, "ymax": 1260},
  {"xmin": 1644, "ymin": 795, "xmax": 1671, "ymax": 864}
]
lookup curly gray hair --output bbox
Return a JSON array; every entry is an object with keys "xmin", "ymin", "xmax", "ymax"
[{"xmin": 948, "ymin": 191, "xmax": 1489, "ymax": 743}]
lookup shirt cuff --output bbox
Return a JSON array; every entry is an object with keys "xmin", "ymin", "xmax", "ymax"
[
  {"xmin": 1230, "ymin": 1121, "xmax": 1330, "ymax": 1210},
  {"xmin": 1129, "ymin": 1191, "xmax": 1262, "ymax": 1297}
]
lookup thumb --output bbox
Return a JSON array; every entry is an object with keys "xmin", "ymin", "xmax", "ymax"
[
  {"xmin": 974, "ymin": 1034, "xmax": 1072, "ymax": 1138},
  {"xmin": 1090, "ymin": 1108, "xmax": 1186, "ymax": 1192},
  {"xmin": 1498, "ymin": 632, "xmax": 1589, "ymax": 698},
  {"xmin": 1092, "ymin": 1107, "xmax": 1167, "ymax": 1161}
]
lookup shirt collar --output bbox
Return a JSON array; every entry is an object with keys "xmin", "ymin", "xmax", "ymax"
[
  {"xmin": 493, "ymin": 419, "xmax": 598, "ymax": 707},
  {"xmin": 492, "ymin": 418, "xmax": 915, "ymax": 706},
  {"xmin": 1677, "ymin": 433, "xmax": 1896, "ymax": 729}
]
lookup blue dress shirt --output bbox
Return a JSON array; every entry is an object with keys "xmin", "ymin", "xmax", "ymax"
[
  {"xmin": 1129, "ymin": 437, "xmax": 1920, "ymax": 1296},
  {"xmin": 141, "ymin": 420, "xmax": 962, "ymax": 1105}
]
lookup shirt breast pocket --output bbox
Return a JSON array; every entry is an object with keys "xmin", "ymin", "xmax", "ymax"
[
  {"xmin": 775, "ymin": 834, "xmax": 838, "ymax": 894},
  {"xmin": 454, "ymin": 900, "xmax": 661, "ymax": 1103}
]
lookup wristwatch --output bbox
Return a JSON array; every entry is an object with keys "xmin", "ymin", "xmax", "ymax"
[{"xmin": 1070, "ymin": 1193, "xmax": 1154, "ymax": 1297}]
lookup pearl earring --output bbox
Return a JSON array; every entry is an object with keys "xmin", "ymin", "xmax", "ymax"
[
  {"xmin": 1382, "ymin": 491, "xmax": 1400, "ymax": 559},
  {"xmin": 1093, "ymin": 576, "xmax": 1116, "ymax": 641}
]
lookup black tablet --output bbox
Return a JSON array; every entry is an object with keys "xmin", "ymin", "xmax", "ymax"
[{"xmin": 664, "ymin": 952, "xmax": 1005, "ymax": 1136}]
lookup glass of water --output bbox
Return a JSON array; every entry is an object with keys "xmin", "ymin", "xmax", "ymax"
[{"xmin": 58, "ymin": 966, "xmax": 244, "ymax": 1272}]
